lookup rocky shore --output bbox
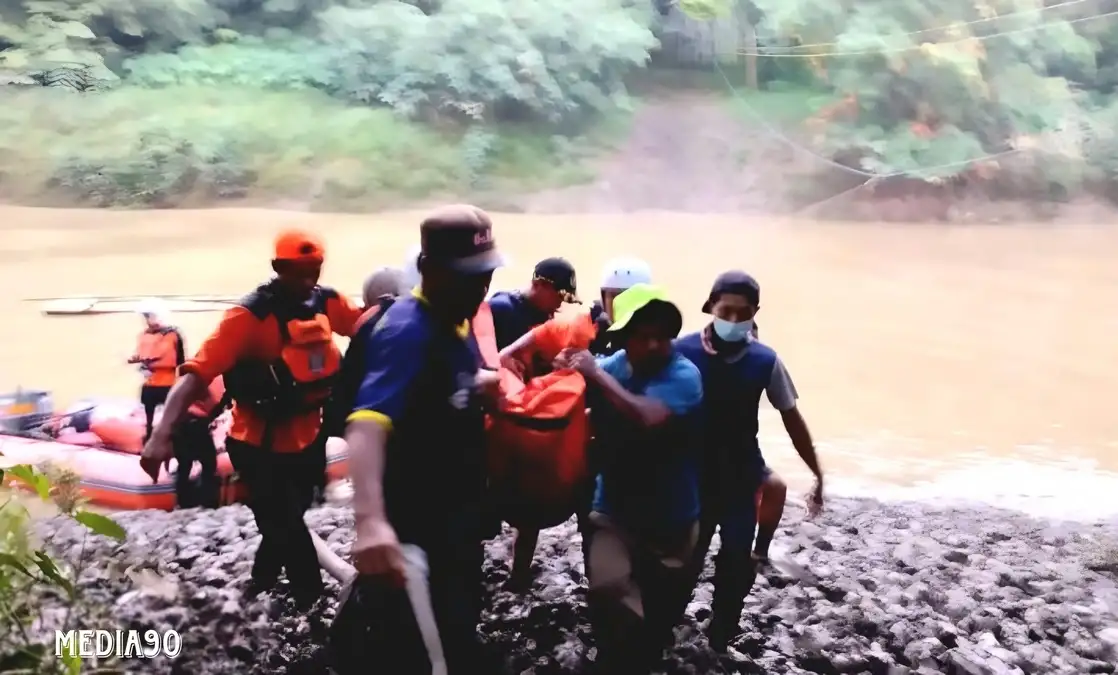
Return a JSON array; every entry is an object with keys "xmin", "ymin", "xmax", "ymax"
[{"xmin": 39, "ymin": 497, "xmax": 1118, "ymax": 675}]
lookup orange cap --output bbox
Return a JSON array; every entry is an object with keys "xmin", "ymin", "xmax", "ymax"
[{"xmin": 274, "ymin": 229, "xmax": 325, "ymax": 262}]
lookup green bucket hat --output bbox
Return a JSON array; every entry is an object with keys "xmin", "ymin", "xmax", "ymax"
[{"xmin": 607, "ymin": 283, "xmax": 683, "ymax": 337}]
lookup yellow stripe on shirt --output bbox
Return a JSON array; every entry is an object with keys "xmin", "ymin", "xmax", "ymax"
[
  {"xmin": 347, "ymin": 410, "xmax": 393, "ymax": 430},
  {"xmin": 411, "ymin": 286, "xmax": 470, "ymax": 339}
]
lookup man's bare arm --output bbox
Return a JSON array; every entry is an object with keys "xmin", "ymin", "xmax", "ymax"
[
  {"xmin": 347, "ymin": 420, "xmax": 389, "ymax": 525},
  {"xmin": 584, "ymin": 365, "xmax": 671, "ymax": 428},
  {"xmin": 780, "ymin": 407, "xmax": 821, "ymax": 477},
  {"xmin": 149, "ymin": 374, "xmax": 208, "ymax": 441}
]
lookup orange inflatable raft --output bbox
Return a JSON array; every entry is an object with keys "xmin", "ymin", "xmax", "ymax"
[{"xmin": 2, "ymin": 401, "xmax": 350, "ymax": 510}]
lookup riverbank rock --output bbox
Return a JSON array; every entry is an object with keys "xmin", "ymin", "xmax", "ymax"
[{"xmin": 38, "ymin": 498, "xmax": 1118, "ymax": 674}]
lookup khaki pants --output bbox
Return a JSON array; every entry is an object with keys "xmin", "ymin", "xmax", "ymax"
[{"xmin": 584, "ymin": 512, "xmax": 698, "ymax": 674}]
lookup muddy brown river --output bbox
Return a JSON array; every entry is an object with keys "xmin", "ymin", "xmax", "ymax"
[{"xmin": 1, "ymin": 206, "xmax": 1115, "ymax": 516}]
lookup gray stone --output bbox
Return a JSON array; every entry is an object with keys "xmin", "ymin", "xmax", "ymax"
[{"xmin": 27, "ymin": 493, "xmax": 1118, "ymax": 675}]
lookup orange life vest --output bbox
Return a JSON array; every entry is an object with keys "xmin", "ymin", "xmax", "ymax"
[
  {"xmin": 487, "ymin": 368, "xmax": 589, "ymax": 529},
  {"xmin": 136, "ymin": 327, "xmax": 184, "ymax": 387},
  {"xmin": 223, "ymin": 284, "xmax": 343, "ymax": 425}
]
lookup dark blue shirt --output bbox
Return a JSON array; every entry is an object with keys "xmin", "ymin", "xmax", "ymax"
[
  {"xmin": 487, "ymin": 290, "xmax": 551, "ymax": 350},
  {"xmin": 674, "ymin": 331, "xmax": 796, "ymax": 463},
  {"xmin": 675, "ymin": 331, "xmax": 798, "ymax": 549},
  {"xmin": 348, "ymin": 292, "xmax": 486, "ymax": 542},
  {"xmin": 590, "ymin": 350, "xmax": 704, "ymax": 529}
]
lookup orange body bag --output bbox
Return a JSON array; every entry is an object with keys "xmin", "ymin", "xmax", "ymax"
[{"xmin": 487, "ymin": 368, "xmax": 589, "ymax": 529}]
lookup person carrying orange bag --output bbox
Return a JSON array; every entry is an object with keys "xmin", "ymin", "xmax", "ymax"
[
  {"xmin": 494, "ymin": 258, "xmax": 652, "ymax": 590},
  {"xmin": 499, "ymin": 256, "xmax": 654, "ymax": 377}
]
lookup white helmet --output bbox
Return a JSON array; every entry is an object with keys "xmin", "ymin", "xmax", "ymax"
[
  {"xmin": 401, "ymin": 244, "xmax": 422, "ymax": 290},
  {"xmin": 600, "ymin": 257, "xmax": 652, "ymax": 291},
  {"xmin": 135, "ymin": 297, "xmax": 170, "ymax": 326}
]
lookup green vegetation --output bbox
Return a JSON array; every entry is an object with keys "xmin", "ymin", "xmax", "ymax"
[
  {"xmin": 726, "ymin": 84, "xmax": 837, "ymax": 126},
  {"xmin": 0, "ymin": 0, "xmax": 657, "ymax": 208},
  {"xmin": 2, "ymin": 0, "xmax": 1118, "ymax": 208},
  {"xmin": 740, "ymin": 0, "xmax": 1118, "ymax": 200},
  {"xmin": 1, "ymin": 460, "xmax": 127, "ymax": 673},
  {"xmin": 0, "ymin": 85, "xmax": 631, "ymax": 208}
]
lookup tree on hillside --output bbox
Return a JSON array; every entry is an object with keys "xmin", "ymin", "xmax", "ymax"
[{"xmin": 752, "ymin": 0, "xmax": 1109, "ymax": 195}]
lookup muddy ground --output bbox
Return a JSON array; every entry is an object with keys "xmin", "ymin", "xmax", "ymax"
[{"xmin": 36, "ymin": 496, "xmax": 1118, "ymax": 674}]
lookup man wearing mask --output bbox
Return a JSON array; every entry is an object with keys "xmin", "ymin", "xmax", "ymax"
[
  {"xmin": 140, "ymin": 229, "xmax": 363, "ymax": 607},
  {"xmin": 558, "ymin": 283, "xmax": 703, "ymax": 675},
  {"xmin": 674, "ymin": 271, "xmax": 824, "ymax": 653},
  {"xmin": 342, "ymin": 205, "xmax": 504, "ymax": 675}
]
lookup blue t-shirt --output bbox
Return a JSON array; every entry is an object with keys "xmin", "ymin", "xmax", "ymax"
[
  {"xmin": 487, "ymin": 290, "xmax": 551, "ymax": 350},
  {"xmin": 674, "ymin": 331, "xmax": 795, "ymax": 463},
  {"xmin": 590, "ymin": 350, "xmax": 704, "ymax": 529},
  {"xmin": 348, "ymin": 294, "xmax": 487, "ymax": 542},
  {"xmin": 675, "ymin": 331, "xmax": 798, "ymax": 550}
]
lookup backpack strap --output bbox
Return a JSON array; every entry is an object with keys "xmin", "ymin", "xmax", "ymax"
[
  {"xmin": 206, "ymin": 389, "xmax": 234, "ymax": 425},
  {"xmin": 238, "ymin": 282, "xmax": 334, "ymax": 343},
  {"xmin": 166, "ymin": 327, "xmax": 186, "ymax": 367}
]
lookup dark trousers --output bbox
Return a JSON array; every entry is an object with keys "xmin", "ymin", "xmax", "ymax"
[
  {"xmin": 509, "ymin": 475, "xmax": 597, "ymax": 582},
  {"xmin": 139, "ymin": 385, "xmax": 170, "ymax": 443},
  {"xmin": 330, "ymin": 519, "xmax": 485, "ymax": 675},
  {"xmin": 172, "ymin": 416, "xmax": 219, "ymax": 509},
  {"xmin": 225, "ymin": 438, "xmax": 323, "ymax": 601},
  {"xmin": 309, "ymin": 428, "xmax": 328, "ymax": 505},
  {"xmin": 693, "ymin": 471, "xmax": 763, "ymax": 649},
  {"xmin": 413, "ymin": 531, "xmax": 485, "ymax": 674},
  {"xmin": 585, "ymin": 513, "xmax": 698, "ymax": 675}
]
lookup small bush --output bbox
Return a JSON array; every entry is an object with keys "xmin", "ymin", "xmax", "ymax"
[
  {"xmin": 0, "ymin": 85, "xmax": 621, "ymax": 207},
  {"xmin": 1, "ymin": 458, "xmax": 127, "ymax": 674},
  {"xmin": 122, "ymin": 37, "xmax": 333, "ymax": 91}
]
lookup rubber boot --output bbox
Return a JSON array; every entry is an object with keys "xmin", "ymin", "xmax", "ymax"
[
  {"xmin": 707, "ymin": 548, "xmax": 756, "ymax": 652},
  {"xmin": 588, "ymin": 595, "xmax": 650, "ymax": 675}
]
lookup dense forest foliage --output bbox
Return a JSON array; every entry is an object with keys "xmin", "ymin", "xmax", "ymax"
[
  {"xmin": 748, "ymin": 0, "xmax": 1118, "ymax": 203},
  {"xmin": 1, "ymin": 0, "xmax": 1117, "ymax": 209}
]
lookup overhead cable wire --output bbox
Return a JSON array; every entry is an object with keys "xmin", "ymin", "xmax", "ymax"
[
  {"xmin": 711, "ymin": 61, "xmax": 1025, "ymax": 179},
  {"xmin": 758, "ymin": 0, "xmax": 1094, "ymax": 52},
  {"xmin": 735, "ymin": 9, "xmax": 1118, "ymax": 58}
]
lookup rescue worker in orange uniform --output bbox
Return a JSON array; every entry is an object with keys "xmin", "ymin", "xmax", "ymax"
[
  {"xmin": 128, "ymin": 299, "xmax": 185, "ymax": 444},
  {"xmin": 141, "ymin": 229, "xmax": 362, "ymax": 606}
]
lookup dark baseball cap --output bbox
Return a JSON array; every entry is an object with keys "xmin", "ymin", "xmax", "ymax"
[
  {"xmin": 420, "ymin": 204, "xmax": 506, "ymax": 274},
  {"xmin": 701, "ymin": 271, "xmax": 760, "ymax": 313},
  {"xmin": 533, "ymin": 257, "xmax": 579, "ymax": 302}
]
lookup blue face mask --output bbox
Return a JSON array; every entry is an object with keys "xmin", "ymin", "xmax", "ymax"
[{"xmin": 713, "ymin": 317, "xmax": 753, "ymax": 342}]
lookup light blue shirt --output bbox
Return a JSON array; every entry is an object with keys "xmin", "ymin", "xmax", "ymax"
[{"xmin": 591, "ymin": 350, "xmax": 704, "ymax": 527}]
